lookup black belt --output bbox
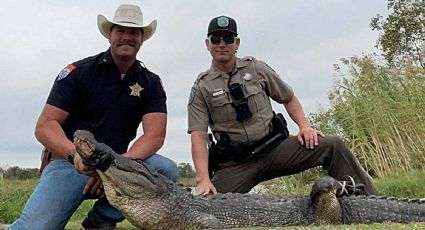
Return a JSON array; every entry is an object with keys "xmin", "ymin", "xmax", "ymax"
[{"xmin": 242, "ymin": 131, "xmax": 285, "ymax": 156}]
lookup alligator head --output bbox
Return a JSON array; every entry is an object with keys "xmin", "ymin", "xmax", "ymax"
[
  {"xmin": 309, "ymin": 176, "xmax": 343, "ymax": 225},
  {"xmin": 73, "ymin": 130, "xmax": 163, "ymax": 201}
]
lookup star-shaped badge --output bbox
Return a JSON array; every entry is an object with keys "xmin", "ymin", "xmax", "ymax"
[{"xmin": 129, "ymin": 83, "xmax": 143, "ymax": 97}]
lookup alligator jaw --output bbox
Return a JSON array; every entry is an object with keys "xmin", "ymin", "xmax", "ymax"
[
  {"xmin": 73, "ymin": 130, "xmax": 161, "ymax": 199},
  {"xmin": 73, "ymin": 130, "xmax": 96, "ymax": 158}
]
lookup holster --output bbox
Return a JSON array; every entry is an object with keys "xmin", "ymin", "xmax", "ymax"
[
  {"xmin": 207, "ymin": 133, "xmax": 217, "ymax": 178},
  {"xmin": 39, "ymin": 148, "xmax": 52, "ymax": 173},
  {"xmin": 271, "ymin": 112, "xmax": 289, "ymax": 139},
  {"xmin": 207, "ymin": 133, "xmax": 245, "ymax": 178}
]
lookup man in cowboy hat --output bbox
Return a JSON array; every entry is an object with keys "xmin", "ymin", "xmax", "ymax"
[{"xmin": 3, "ymin": 4, "xmax": 178, "ymax": 230}]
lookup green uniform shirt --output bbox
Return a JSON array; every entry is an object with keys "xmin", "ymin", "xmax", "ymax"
[{"xmin": 188, "ymin": 56, "xmax": 294, "ymax": 144}]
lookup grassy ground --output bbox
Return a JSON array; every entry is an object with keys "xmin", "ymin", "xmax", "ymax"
[{"xmin": 1, "ymin": 171, "xmax": 424, "ymax": 229}]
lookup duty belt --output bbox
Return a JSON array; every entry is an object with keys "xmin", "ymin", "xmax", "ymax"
[{"xmin": 242, "ymin": 131, "xmax": 285, "ymax": 157}]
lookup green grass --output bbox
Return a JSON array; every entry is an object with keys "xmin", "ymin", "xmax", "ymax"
[
  {"xmin": 1, "ymin": 170, "xmax": 424, "ymax": 229},
  {"xmin": 0, "ymin": 178, "xmax": 136, "ymax": 229},
  {"xmin": 0, "ymin": 179, "xmax": 35, "ymax": 224},
  {"xmin": 374, "ymin": 170, "xmax": 425, "ymax": 198}
]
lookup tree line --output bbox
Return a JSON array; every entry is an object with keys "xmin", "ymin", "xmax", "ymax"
[
  {"xmin": 0, "ymin": 162, "xmax": 196, "ymax": 180},
  {"xmin": 0, "ymin": 167, "xmax": 40, "ymax": 180}
]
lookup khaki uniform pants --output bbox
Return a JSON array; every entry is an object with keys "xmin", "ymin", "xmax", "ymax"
[{"xmin": 211, "ymin": 135, "xmax": 379, "ymax": 195}]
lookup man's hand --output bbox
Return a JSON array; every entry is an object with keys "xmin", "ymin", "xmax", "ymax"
[
  {"xmin": 83, "ymin": 176, "xmax": 105, "ymax": 198},
  {"xmin": 73, "ymin": 153, "xmax": 98, "ymax": 177},
  {"xmin": 72, "ymin": 154, "xmax": 105, "ymax": 198},
  {"xmin": 297, "ymin": 126, "xmax": 325, "ymax": 149},
  {"xmin": 195, "ymin": 179, "xmax": 217, "ymax": 196},
  {"xmin": 284, "ymin": 95, "xmax": 324, "ymax": 149}
]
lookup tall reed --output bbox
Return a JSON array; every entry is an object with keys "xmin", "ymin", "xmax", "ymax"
[
  {"xmin": 310, "ymin": 56, "xmax": 425, "ymax": 178},
  {"xmin": 0, "ymin": 172, "xmax": 4, "ymax": 190}
]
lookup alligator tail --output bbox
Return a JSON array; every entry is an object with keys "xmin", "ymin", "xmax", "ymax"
[{"xmin": 340, "ymin": 195, "xmax": 425, "ymax": 224}]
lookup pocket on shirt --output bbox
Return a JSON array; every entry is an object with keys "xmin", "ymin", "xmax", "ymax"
[
  {"xmin": 209, "ymin": 92, "xmax": 236, "ymax": 122},
  {"xmin": 244, "ymin": 83, "xmax": 268, "ymax": 113}
]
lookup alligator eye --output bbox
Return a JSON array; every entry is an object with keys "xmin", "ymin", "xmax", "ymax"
[{"xmin": 115, "ymin": 191, "xmax": 122, "ymax": 196}]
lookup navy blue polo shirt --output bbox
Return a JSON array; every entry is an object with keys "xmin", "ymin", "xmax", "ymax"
[{"xmin": 47, "ymin": 50, "xmax": 167, "ymax": 154}]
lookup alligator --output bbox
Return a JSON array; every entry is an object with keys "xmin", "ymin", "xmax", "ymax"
[{"xmin": 73, "ymin": 130, "xmax": 425, "ymax": 229}]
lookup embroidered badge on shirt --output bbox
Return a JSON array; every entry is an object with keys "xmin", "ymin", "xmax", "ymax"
[
  {"xmin": 188, "ymin": 87, "xmax": 196, "ymax": 105},
  {"xmin": 129, "ymin": 83, "xmax": 143, "ymax": 97},
  {"xmin": 56, "ymin": 64, "xmax": 76, "ymax": 81}
]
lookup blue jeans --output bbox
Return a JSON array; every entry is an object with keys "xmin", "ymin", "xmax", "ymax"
[{"xmin": 8, "ymin": 154, "xmax": 179, "ymax": 230}]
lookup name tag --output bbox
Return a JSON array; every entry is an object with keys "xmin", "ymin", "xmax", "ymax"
[{"xmin": 212, "ymin": 89, "xmax": 225, "ymax": 97}]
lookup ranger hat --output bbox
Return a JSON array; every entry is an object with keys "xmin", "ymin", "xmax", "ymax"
[
  {"xmin": 207, "ymin": 16, "xmax": 237, "ymax": 36},
  {"xmin": 97, "ymin": 4, "xmax": 157, "ymax": 41}
]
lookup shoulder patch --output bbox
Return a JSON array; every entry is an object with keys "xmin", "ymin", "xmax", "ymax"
[
  {"xmin": 188, "ymin": 87, "xmax": 196, "ymax": 105},
  {"xmin": 56, "ymin": 64, "xmax": 76, "ymax": 81}
]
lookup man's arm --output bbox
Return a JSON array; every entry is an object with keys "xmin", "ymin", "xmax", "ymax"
[
  {"xmin": 124, "ymin": 112, "xmax": 167, "ymax": 159},
  {"xmin": 35, "ymin": 104, "xmax": 74, "ymax": 157},
  {"xmin": 191, "ymin": 131, "xmax": 217, "ymax": 195},
  {"xmin": 284, "ymin": 95, "xmax": 324, "ymax": 149},
  {"xmin": 35, "ymin": 104, "xmax": 97, "ymax": 176}
]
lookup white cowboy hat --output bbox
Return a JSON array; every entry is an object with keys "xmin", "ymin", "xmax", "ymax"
[{"xmin": 97, "ymin": 4, "xmax": 157, "ymax": 41}]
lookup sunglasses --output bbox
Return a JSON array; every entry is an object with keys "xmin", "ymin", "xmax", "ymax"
[{"xmin": 209, "ymin": 35, "xmax": 236, "ymax": 45}]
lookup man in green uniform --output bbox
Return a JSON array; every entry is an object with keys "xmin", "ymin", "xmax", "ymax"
[{"xmin": 187, "ymin": 15, "xmax": 378, "ymax": 196}]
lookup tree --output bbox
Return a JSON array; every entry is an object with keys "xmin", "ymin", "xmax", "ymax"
[
  {"xmin": 2, "ymin": 166, "xmax": 40, "ymax": 180},
  {"xmin": 370, "ymin": 0, "xmax": 425, "ymax": 68},
  {"xmin": 178, "ymin": 163, "xmax": 195, "ymax": 178}
]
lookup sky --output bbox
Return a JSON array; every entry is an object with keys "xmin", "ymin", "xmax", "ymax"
[{"xmin": 0, "ymin": 0, "xmax": 388, "ymax": 168}]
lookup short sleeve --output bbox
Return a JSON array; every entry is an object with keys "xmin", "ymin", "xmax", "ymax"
[
  {"xmin": 46, "ymin": 65, "xmax": 79, "ymax": 112},
  {"xmin": 255, "ymin": 60, "xmax": 294, "ymax": 104},
  {"xmin": 187, "ymin": 83, "xmax": 209, "ymax": 133},
  {"xmin": 142, "ymin": 75, "xmax": 167, "ymax": 115}
]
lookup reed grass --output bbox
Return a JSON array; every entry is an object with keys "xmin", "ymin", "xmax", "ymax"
[
  {"xmin": 0, "ymin": 172, "xmax": 4, "ymax": 189},
  {"xmin": 310, "ymin": 56, "xmax": 425, "ymax": 178}
]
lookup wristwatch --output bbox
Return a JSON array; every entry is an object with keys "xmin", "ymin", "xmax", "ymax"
[{"xmin": 67, "ymin": 149, "xmax": 76, "ymax": 165}]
